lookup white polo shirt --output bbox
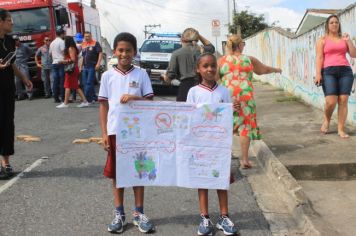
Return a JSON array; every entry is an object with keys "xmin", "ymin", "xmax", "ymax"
[
  {"xmin": 99, "ymin": 66, "xmax": 154, "ymax": 135},
  {"xmin": 49, "ymin": 37, "xmax": 65, "ymax": 64},
  {"xmin": 187, "ymin": 83, "xmax": 231, "ymax": 103}
]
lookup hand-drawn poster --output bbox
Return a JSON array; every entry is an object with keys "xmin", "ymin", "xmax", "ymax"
[{"xmin": 116, "ymin": 101, "xmax": 233, "ymax": 190}]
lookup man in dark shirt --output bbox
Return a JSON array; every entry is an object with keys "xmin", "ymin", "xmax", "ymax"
[
  {"xmin": 165, "ymin": 28, "xmax": 215, "ymax": 101},
  {"xmin": 80, "ymin": 31, "xmax": 102, "ymax": 103}
]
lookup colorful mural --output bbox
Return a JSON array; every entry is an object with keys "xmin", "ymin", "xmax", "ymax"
[{"xmin": 245, "ymin": 4, "xmax": 356, "ymax": 124}]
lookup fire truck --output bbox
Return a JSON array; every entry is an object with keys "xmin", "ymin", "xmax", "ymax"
[{"xmin": 0, "ymin": 0, "xmax": 101, "ymax": 95}]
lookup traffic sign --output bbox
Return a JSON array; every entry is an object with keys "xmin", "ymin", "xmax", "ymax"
[
  {"xmin": 212, "ymin": 19, "xmax": 221, "ymax": 27},
  {"xmin": 212, "ymin": 19, "xmax": 221, "ymax": 37}
]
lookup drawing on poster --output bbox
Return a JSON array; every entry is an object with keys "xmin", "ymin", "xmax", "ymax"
[
  {"xmin": 188, "ymin": 152, "xmax": 222, "ymax": 178},
  {"xmin": 119, "ymin": 141, "xmax": 176, "ymax": 154},
  {"xmin": 133, "ymin": 151, "xmax": 157, "ymax": 180},
  {"xmin": 173, "ymin": 114, "xmax": 188, "ymax": 129},
  {"xmin": 203, "ymin": 105, "xmax": 225, "ymax": 122},
  {"xmin": 121, "ymin": 117, "xmax": 141, "ymax": 139},
  {"xmin": 116, "ymin": 101, "xmax": 232, "ymax": 189},
  {"xmin": 212, "ymin": 170, "xmax": 220, "ymax": 178},
  {"xmin": 191, "ymin": 125, "xmax": 227, "ymax": 139},
  {"xmin": 155, "ymin": 112, "xmax": 173, "ymax": 134}
]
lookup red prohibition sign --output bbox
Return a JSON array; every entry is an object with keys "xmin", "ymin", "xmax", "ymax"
[
  {"xmin": 155, "ymin": 113, "xmax": 172, "ymax": 129},
  {"xmin": 212, "ymin": 19, "xmax": 220, "ymax": 27}
]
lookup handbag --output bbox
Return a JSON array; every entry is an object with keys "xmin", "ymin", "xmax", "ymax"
[{"xmin": 64, "ymin": 61, "xmax": 75, "ymax": 73}]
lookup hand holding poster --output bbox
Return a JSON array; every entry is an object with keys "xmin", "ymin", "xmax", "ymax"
[{"xmin": 116, "ymin": 101, "xmax": 233, "ymax": 189}]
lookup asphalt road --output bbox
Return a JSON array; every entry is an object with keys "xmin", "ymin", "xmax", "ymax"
[{"xmin": 0, "ymin": 93, "xmax": 271, "ymax": 236}]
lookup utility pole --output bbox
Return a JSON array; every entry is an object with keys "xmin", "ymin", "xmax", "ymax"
[
  {"xmin": 144, "ymin": 24, "xmax": 161, "ymax": 39},
  {"xmin": 227, "ymin": 0, "xmax": 231, "ymax": 27},
  {"xmin": 232, "ymin": 0, "xmax": 240, "ymax": 34}
]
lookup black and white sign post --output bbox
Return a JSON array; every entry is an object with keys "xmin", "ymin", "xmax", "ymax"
[{"xmin": 212, "ymin": 19, "xmax": 221, "ymax": 56}]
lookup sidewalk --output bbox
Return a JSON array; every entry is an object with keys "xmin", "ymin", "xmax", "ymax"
[{"xmin": 250, "ymin": 80, "xmax": 356, "ymax": 235}]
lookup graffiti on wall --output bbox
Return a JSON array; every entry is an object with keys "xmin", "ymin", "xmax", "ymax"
[{"xmin": 245, "ymin": 5, "xmax": 356, "ymax": 124}]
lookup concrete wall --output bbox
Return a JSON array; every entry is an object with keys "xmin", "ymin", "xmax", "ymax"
[{"xmin": 244, "ymin": 4, "xmax": 356, "ymax": 124}]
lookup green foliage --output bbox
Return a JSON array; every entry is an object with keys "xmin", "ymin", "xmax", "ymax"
[{"xmin": 230, "ymin": 10, "xmax": 269, "ymax": 39}]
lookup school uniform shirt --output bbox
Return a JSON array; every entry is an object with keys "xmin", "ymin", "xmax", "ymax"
[
  {"xmin": 186, "ymin": 82, "xmax": 231, "ymax": 104},
  {"xmin": 98, "ymin": 65, "xmax": 154, "ymax": 135}
]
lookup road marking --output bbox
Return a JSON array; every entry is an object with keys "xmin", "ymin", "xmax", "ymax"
[{"xmin": 0, "ymin": 157, "xmax": 47, "ymax": 194}]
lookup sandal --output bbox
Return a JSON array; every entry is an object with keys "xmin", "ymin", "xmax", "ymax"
[
  {"xmin": 338, "ymin": 132, "xmax": 350, "ymax": 139},
  {"xmin": 240, "ymin": 160, "xmax": 252, "ymax": 169},
  {"xmin": 320, "ymin": 122, "xmax": 329, "ymax": 134}
]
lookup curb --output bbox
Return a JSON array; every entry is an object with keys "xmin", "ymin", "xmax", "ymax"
[{"xmin": 248, "ymin": 139, "xmax": 339, "ymax": 236}]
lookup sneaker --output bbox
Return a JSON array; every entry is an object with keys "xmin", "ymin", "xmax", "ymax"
[
  {"xmin": 56, "ymin": 103, "xmax": 69, "ymax": 108},
  {"xmin": 0, "ymin": 169, "xmax": 8, "ymax": 180},
  {"xmin": 197, "ymin": 215, "xmax": 214, "ymax": 236},
  {"xmin": 108, "ymin": 210, "xmax": 126, "ymax": 233},
  {"xmin": 77, "ymin": 102, "xmax": 89, "ymax": 108},
  {"xmin": 132, "ymin": 213, "xmax": 155, "ymax": 233},
  {"xmin": 0, "ymin": 165, "xmax": 14, "ymax": 179},
  {"xmin": 216, "ymin": 215, "xmax": 239, "ymax": 235}
]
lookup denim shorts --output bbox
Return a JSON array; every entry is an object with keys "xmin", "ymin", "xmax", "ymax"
[{"xmin": 321, "ymin": 66, "xmax": 354, "ymax": 96}]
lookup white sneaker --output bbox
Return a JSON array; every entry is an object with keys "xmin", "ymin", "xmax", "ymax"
[
  {"xmin": 77, "ymin": 102, "xmax": 89, "ymax": 108},
  {"xmin": 56, "ymin": 103, "xmax": 69, "ymax": 108}
]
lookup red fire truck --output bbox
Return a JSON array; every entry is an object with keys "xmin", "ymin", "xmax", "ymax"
[{"xmin": 0, "ymin": 0, "xmax": 101, "ymax": 95}]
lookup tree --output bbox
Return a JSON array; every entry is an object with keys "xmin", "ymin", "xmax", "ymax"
[{"xmin": 230, "ymin": 10, "xmax": 269, "ymax": 39}]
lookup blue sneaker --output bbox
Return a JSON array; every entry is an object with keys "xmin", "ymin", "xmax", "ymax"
[
  {"xmin": 197, "ymin": 215, "xmax": 214, "ymax": 236},
  {"xmin": 107, "ymin": 210, "xmax": 126, "ymax": 233},
  {"xmin": 132, "ymin": 213, "xmax": 155, "ymax": 233},
  {"xmin": 216, "ymin": 215, "xmax": 239, "ymax": 235}
]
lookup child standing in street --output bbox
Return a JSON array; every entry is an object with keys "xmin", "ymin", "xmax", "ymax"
[
  {"xmin": 99, "ymin": 32, "xmax": 155, "ymax": 234},
  {"xmin": 186, "ymin": 53, "xmax": 239, "ymax": 236}
]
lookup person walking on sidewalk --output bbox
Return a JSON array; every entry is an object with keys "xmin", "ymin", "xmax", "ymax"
[
  {"xmin": 0, "ymin": 9, "xmax": 33, "ymax": 179},
  {"xmin": 56, "ymin": 36, "xmax": 88, "ymax": 108},
  {"xmin": 218, "ymin": 34, "xmax": 281, "ymax": 169},
  {"xmin": 165, "ymin": 27, "xmax": 215, "ymax": 101},
  {"xmin": 99, "ymin": 32, "xmax": 155, "ymax": 234},
  {"xmin": 35, "ymin": 37, "xmax": 52, "ymax": 98},
  {"xmin": 187, "ymin": 53, "xmax": 240, "ymax": 236},
  {"xmin": 80, "ymin": 31, "xmax": 102, "ymax": 103},
  {"xmin": 315, "ymin": 14, "xmax": 356, "ymax": 139}
]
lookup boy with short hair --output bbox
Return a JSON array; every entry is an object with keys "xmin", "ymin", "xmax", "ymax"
[{"xmin": 98, "ymin": 32, "xmax": 155, "ymax": 234}]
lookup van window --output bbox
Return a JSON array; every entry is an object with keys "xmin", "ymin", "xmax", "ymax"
[{"xmin": 141, "ymin": 40, "xmax": 181, "ymax": 53}]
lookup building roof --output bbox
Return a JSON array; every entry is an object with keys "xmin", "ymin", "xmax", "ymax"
[
  {"xmin": 306, "ymin": 9, "xmax": 340, "ymax": 14},
  {"xmin": 296, "ymin": 8, "xmax": 341, "ymax": 35}
]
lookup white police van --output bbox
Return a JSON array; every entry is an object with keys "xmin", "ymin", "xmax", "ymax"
[{"xmin": 139, "ymin": 33, "xmax": 182, "ymax": 87}]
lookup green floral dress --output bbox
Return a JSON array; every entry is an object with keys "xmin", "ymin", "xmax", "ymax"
[{"xmin": 219, "ymin": 54, "xmax": 261, "ymax": 140}]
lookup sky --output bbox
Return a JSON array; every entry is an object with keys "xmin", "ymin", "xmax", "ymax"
[{"xmin": 94, "ymin": 0, "xmax": 353, "ymax": 52}]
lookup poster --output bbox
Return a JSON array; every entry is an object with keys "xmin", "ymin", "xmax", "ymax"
[{"xmin": 116, "ymin": 101, "xmax": 233, "ymax": 190}]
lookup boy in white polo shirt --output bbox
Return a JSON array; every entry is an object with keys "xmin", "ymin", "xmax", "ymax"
[{"xmin": 98, "ymin": 32, "xmax": 154, "ymax": 234}]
